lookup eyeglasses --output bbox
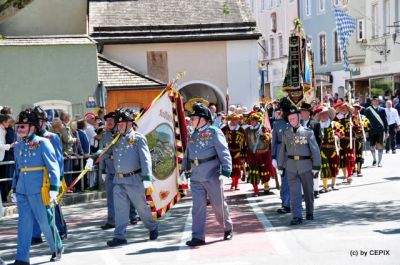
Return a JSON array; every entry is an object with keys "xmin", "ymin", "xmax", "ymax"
[
  {"xmin": 16, "ymin": 124, "xmax": 28, "ymax": 129},
  {"xmin": 190, "ymin": 117, "xmax": 199, "ymax": 121}
]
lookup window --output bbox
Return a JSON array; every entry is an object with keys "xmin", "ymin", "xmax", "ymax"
[
  {"xmin": 250, "ymin": 0, "xmax": 255, "ymax": 13},
  {"xmin": 278, "ymin": 35, "xmax": 283, "ymax": 57},
  {"xmin": 270, "ymin": 37, "xmax": 275, "ymax": 59},
  {"xmin": 271, "ymin": 13, "xmax": 277, "ymax": 33},
  {"xmin": 268, "ymin": 0, "xmax": 274, "ymax": 9},
  {"xmin": 306, "ymin": 36, "xmax": 313, "ymax": 50},
  {"xmin": 319, "ymin": 34, "xmax": 327, "ymax": 65},
  {"xmin": 276, "ymin": 0, "xmax": 281, "ymax": 7},
  {"xmin": 305, "ymin": 0, "xmax": 311, "ymax": 16},
  {"xmin": 383, "ymin": 0, "xmax": 390, "ymax": 35},
  {"xmin": 319, "ymin": 0, "xmax": 325, "ymax": 12},
  {"xmin": 396, "ymin": 0, "xmax": 400, "ymax": 33},
  {"xmin": 262, "ymin": 39, "xmax": 268, "ymax": 60},
  {"xmin": 372, "ymin": 4, "xmax": 378, "ymax": 38},
  {"xmin": 261, "ymin": 0, "xmax": 265, "ymax": 11},
  {"xmin": 357, "ymin": 19, "xmax": 365, "ymax": 41},
  {"xmin": 334, "ymin": 31, "xmax": 341, "ymax": 62}
]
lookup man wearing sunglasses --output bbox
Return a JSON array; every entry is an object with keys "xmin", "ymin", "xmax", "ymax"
[{"xmin": 10, "ymin": 109, "xmax": 63, "ymax": 265}]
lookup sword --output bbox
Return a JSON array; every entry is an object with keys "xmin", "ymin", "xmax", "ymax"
[{"xmin": 51, "ymin": 201, "xmax": 58, "ymax": 260}]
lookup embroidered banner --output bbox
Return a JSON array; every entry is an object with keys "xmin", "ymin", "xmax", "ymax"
[{"xmin": 137, "ymin": 89, "xmax": 186, "ymax": 219}]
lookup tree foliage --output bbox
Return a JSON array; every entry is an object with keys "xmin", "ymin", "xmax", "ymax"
[{"xmin": 0, "ymin": 0, "xmax": 34, "ymax": 24}]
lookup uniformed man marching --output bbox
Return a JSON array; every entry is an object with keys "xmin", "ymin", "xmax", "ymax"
[
  {"xmin": 101, "ymin": 112, "xmax": 139, "ymax": 230},
  {"xmin": 11, "ymin": 109, "xmax": 63, "ymax": 265},
  {"xmin": 271, "ymin": 106, "xmax": 291, "ymax": 214},
  {"xmin": 31, "ymin": 106, "xmax": 68, "ymax": 245},
  {"xmin": 106, "ymin": 109, "xmax": 158, "ymax": 247},
  {"xmin": 278, "ymin": 100, "xmax": 321, "ymax": 225},
  {"xmin": 182, "ymin": 103, "xmax": 233, "ymax": 247}
]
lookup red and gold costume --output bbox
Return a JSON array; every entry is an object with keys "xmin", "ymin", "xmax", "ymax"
[
  {"xmin": 352, "ymin": 109, "xmax": 370, "ymax": 175},
  {"xmin": 244, "ymin": 112, "xmax": 275, "ymax": 196},
  {"xmin": 314, "ymin": 106, "xmax": 343, "ymax": 192},
  {"xmin": 222, "ymin": 114, "xmax": 245, "ymax": 190},
  {"xmin": 333, "ymin": 102, "xmax": 356, "ymax": 181}
]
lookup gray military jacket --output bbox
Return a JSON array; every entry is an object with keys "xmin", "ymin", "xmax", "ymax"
[
  {"xmin": 278, "ymin": 125, "xmax": 321, "ymax": 174},
  {"xmin": 182, "ymin": 125, "xmax": 232, "ymax": 182},
  {"xmin": 112, "ymin": 129, "xmax": 152, "ymax": 185}
]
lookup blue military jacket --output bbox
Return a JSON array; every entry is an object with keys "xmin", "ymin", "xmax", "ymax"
[
  {"xmin": 42, "ymin": 129, "xmax": 64, "ymax": 177},
  {"xmin": 112, "ymin": 129, "xmax": 152, "ymax": 184},
  {"xmin": 271, "ymin": 118, "xmax": 290, "ymax": 161},
  {"xmin": 102, "ymin": 130, "xmax": 115, "ymax": 174},
  {"xmin": 182, "ymin": 125, "xmax": 232, "ymax": 182},
  {"xmin": 12, "ymin": 134, "xmax": 60, "ymax": 195}
]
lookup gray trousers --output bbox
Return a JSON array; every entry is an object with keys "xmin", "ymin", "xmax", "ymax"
[
  {"xmin": 191, "ymin": 177, "xmax": 233, "ymax": 241},
  {"xmin": 106, "ymin": 173, "xmax": 137, "ymax": 225},
  {"xmin": 287, "ymin": 170, "xmax": 314, "ymax": 219},
  {"xmin": 113, "ymin": 183, "xmax": 157, "ymax": 240}
]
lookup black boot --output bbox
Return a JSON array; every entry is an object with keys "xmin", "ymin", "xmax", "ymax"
[
  {"xmin": 101, "ymin": 223, "xmax": 115, "ymax": 230},
  {"xmin": 224, "ymin": 230, "xmax": 233, "ymax": 240},
  {"xmin": 186, "ymin": 238, "xmax": 206, "ymax": 247},
  {"xmin": 31, "ymin": 237, "xmax": 43, "ymax": 245},
  {"xmin": 290, "ymin": 217, "xmax": 303, "ymax": 225},
  {"xmin": 9, "ymin": 261, "xmax": 30, "ymax": 265},
  {"xmin": 107, "ymin": 238, "xmax": 127, "ymax": 247},
  {"xmin": 277, "ymin": 207, "xmax": 291, "ymax": 214},
  {"xmin": 149, "ymin": 229, "xmax": 158, "ymax": 240},
  {"xmin": 314, "ymin": 191, "xmax": 319, "ymax": 199}
]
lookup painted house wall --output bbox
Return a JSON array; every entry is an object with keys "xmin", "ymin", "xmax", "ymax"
[
  {"xmin": 0, "ymin": 44, "xmax": 98, "ymax": 114},
  {"xmin": 102, "ymin": 40, "xmax": 260, "ymax": 109}
]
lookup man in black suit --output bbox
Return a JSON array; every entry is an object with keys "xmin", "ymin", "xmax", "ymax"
[{"xmin": 300, "ymin": 102, "xmax": 321, "ymax": 198}]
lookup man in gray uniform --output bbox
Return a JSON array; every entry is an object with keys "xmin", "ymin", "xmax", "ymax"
[
  {"xmin": 106, "ymin": 109, "xmax": 158, "ymax": 247},
  {"xmin": 278, "ymin": 102, "xmax": 321, "ymax": 225},
  {"xmin": 182, "ymin": 103, "xmax": 233, "ymax": 247},
  {"xmin": 101, "ymin": 112, "xmax": 139, "ymax": 230}
]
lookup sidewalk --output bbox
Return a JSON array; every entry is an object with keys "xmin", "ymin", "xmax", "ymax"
[{"xmin": 2, "ymin": 190, "xmax": 106, "ymax": 217}]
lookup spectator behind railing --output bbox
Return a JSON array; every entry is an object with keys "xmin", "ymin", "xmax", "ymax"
[
  {"xmin": 0, "ymin": 114, "xmax": 16, "ymax": 202},
  {"xmin": 53, "ymin": 112, "xmax": 77, "ymax": 188}
]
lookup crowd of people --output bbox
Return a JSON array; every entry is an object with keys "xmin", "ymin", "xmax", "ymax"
[{"xmin": 2, "ymin": 91, "xmax": 400, "ymax": 263}]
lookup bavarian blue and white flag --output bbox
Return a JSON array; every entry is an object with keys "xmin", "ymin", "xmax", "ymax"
[{"xmin": 334, "ymin": 7, "xmax": 356, "ymax": 71}]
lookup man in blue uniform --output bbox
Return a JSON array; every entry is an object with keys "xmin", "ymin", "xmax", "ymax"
[
  {"xmin": 100, "ymin": 111, "xmax": 139, "ymax": 230},
  {"xmin": 182, "ymin": 103, "xmax": 233, "ymax": 247},
  {"xmin": 31, "ymin": 106, "xmax": 68, "ymax": 244},
  {"xmin": 106, "ymin": 109, "xmax": 158, "ymax": 247},
  {"xmin": 271, "ymin": 106, "xmax": 291, "ymax": 214},
  {"xmin": 11, "ymin": 109, "xmax": 63, "ymax": 265}
]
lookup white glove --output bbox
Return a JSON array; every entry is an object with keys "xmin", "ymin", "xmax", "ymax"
[
  {"xmin": 219, "ymin": 175, "xmax": 226, "ymax": 181},
  {"xmin": 49, "ymin": 191, "xmax": 59, "ymax": 202},
  {"xmin": 101, "ymin": 173, "xmax": 107, "ymax": 182},
  {"xmin": 85, "ymin": 158, "xmax": 94, "ymax": 171},
  {"xmin": 11, "ymin": 193, "xmax": 17, "ymax": 203},
  {"xmin": 143, "ymin": 180, "xmax": 152, "ymax": 189},
  {"xmin": 272, "ymin": 159, "xmax": 278, "ymax": 169},
  {"xmin": 278, "ymin": 169, "xmax": 283, "ymax": 176},
  {"xmin": 177, "ymin": 172, "xmax": 188, "ymax": 185},
  {"xmin": 312, "ymin": 170, "xmax": 319, "ymax": 175}
]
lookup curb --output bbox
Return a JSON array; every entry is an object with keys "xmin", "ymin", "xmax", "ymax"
[{"xmin": 2, "ymin": 190, "xmax": 107, "ymax": 218}]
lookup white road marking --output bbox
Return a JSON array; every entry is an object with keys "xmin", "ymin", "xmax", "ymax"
[
  {"xmin": 175, "ymin": 202, "xmax": 193, "ymax": 261},
  {"xmin": 100, "ymin": 250, "xmax": 122, "ymax": 265},
  {"xmin": 246, "ymin": 195, "xmax": 290, "ymax": 255}
]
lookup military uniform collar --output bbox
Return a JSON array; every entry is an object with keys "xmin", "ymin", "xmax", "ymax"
[
  {"xmin": 196, "ymin": 124, "xmax": 210, "ymax": 132},
  {"xmin": 123, "ymin": 128, "xmax": 135, "ymax": 139},
  {"xmin": 25, "ymin": 133, "xmax": 38, "ymax": 143}
]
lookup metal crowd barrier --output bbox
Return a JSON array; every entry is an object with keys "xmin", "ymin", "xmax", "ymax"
[{"xmin": 0, "ymin": 156, "xmax": 102, "ymax": 201}]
